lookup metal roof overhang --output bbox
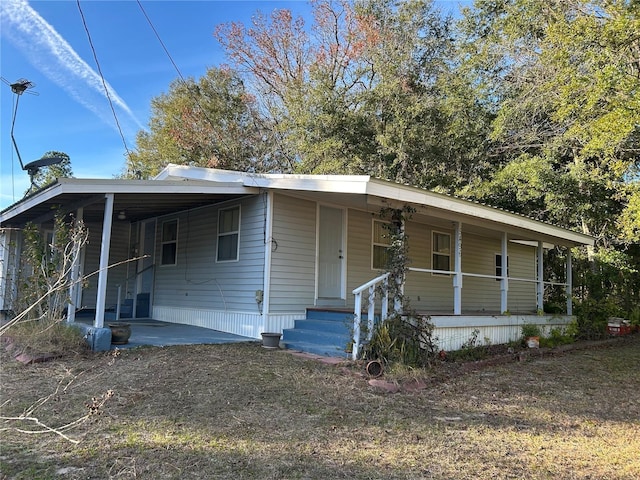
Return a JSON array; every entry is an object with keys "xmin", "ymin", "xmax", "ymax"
[
  {"xmin": 0, "ymin": 178, "xmax": 258, "ymax": 227},
  {"xmin": 255, "ymin": 180, "xmax": 594, "ymax": 248}
]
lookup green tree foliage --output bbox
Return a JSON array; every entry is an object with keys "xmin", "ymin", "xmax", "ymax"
[
  {"xmin": 126, "ymin": 67, "xmax": 281, "ymax": 178},
  {"xmin": 216, "ymin": 0, "xmax": 492, "ymax": 190},
  {"xmin": 457, "ymin": 0, "xmax": 640, "ymax": 322},
  {"xmin": 457, "ymin": 0, "xmax": 639, "ymax": 242},
  {"xmin": 30, "ymin": 151, "xmax": 73, "ymax": 188}
]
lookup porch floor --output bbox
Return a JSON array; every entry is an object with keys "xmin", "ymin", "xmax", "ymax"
[{"xmin": 75, "ymin": 317, "xmax": 256, "ymax": 349}]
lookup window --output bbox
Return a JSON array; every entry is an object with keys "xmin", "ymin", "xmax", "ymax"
[
  {"xmin": 432, "ymin": 232, "xmax": 451, "ymax": 274},
  {"xmin": 495, "ymin": 254, "xmax": 509, "ymax": 280},
  {"xmin": 161, "ymin": 219, "xmax": 178, "ymax": 266},
  {"xmin": 217, "ymin": 206, "xmax": 240, "ymax": 262},
  {"xmin": 372, "ymin": 220, "xmax": 390, "ymax": 270}
]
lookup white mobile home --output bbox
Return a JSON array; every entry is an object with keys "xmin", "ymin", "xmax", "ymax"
[{"xmin": 0, "ymin": 166, "xmax": 593, "ymax": 355}]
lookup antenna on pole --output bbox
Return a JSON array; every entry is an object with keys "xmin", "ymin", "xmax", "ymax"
[{"xmin": 2, "ymin": 77, "xmax": 64, "ymax": 190}]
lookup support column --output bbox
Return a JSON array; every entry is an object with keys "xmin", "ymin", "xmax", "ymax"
[
  {"xmin": 500, "ymin": 232, "xmax": 509, "ymax": 314},
  {"xmin": 66, "ymin": 207, "xmax": 84, "ymax": 323},
  {"xmin": 537, "ymin": 240, "xmax": 544, "ymax": 313},
  {"xmin": 261, "ymin": 191, "xmax": 273, "ymax": 316},
  {"xmin": 94, "ymin": 194, "xmax": 114, "ymax": 328},
  {"xmin": 566, "ymin": 248, "xmax": 573, "ymax": 316},
  {"xmin": 453, "ymin": 221, "xmax": 462, "ymax": 315}
]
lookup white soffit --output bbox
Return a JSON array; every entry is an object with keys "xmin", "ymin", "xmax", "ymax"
[{"xmin": 510, "ymin": 240, "xmax": 556, "ymax": 250}]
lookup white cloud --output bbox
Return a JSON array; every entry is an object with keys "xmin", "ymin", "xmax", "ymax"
[{"xmin": 0, "ymin": 0, "xmax": 144, "ymax": 131}]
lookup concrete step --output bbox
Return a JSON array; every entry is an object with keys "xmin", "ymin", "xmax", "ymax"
[
  {"xmin": 292, "ymin": 318, "xmax": 351, "ymax": 335},
  {"xmin": 283, "ymin": 340, "xmax": 351, "ymax": 358},
  {"xmin": 282, "ymin": 327, "xmax": 350, "ymax": 345},
  {"xmin": 306, "ymin": 309, "xmax": 355, "ymax": 323}
]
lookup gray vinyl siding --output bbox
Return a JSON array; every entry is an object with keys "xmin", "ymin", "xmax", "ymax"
[
  {"xmin": 506, "ymin": 243, "xmax": 537, "ymax": 312},
  {"xmin": 459, "ymin": 234, "xmax": 502, "ymax": 312},
  {"xmin": 458, "ymin": 235, "xmax": 536, "ymax": 313},
  {"xmin": 268, "ymin": 194, "xmax": 316, "ymax": 313},
  {"xmin": 80, "ymin": 221, "xmax": 130, "ymax": 309},
  {"xmin": 153, "ymin": 196, "xmax": 265, "ymax": 312},
  {"xmin": 404, "ymin": 222, "xmax": 454, "ymax": 311},
  {"xmin": 346, "ymin": 213, "xmax": 454, "ymax": 311},
  {"xmin": 345, "ymin": 209, "xmax": 376, "ymax": 307},
  {"xmin": 344, "ymin": 217, "xmax": 536, "ymax": 314}
]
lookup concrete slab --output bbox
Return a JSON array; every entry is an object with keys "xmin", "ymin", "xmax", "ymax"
[{"xmin": 75, "ymin": 318, "xmax": 257, "ymax": 349}]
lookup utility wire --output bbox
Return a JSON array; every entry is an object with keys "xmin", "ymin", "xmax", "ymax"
[
  {"xmin": 136, "ymin": 0, "xmax": 186, "ymax": 83},
  {"xmin": 76, "ymin": 0, "xmax": 133, "ymax": 161},
  {"xmin": 136, "ymin": 0, "xmax": 236, "ymax": 164}
]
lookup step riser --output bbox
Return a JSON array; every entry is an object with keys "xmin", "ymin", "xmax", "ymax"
[
  {"xmin": 293, "ymin": 319, "xmax": 351, "ymax": 335},
  {"xmin": 306, "ymin": 309, "xmax": 355, "ymax": 322},
  {"xmin": 283, "ymin": 329, "xmax": 350, "ymax": 345}
]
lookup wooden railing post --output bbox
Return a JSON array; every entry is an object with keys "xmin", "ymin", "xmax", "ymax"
[{"xmin": 352, "ymin": 292, "xmax": 362, "ymax": 361}]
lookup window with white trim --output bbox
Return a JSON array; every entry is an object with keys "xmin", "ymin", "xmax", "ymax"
[
  {"xmin": 372, "ymin": 220, "xmax": 390, "ymax": 270},
  {"xmin": 495, "ymin": 254, "xmax": 509, "ymax": 280},
  {"xmin": 161, "ymin": 219, "xmax": 178, "ymax": 266},
  {"xmin": 432, "ymin": 231, "xmax": 451, "ymax": 274},
  {"xmin": 217, "ymin": 206, "xmax": 240, "ymax": 262}
]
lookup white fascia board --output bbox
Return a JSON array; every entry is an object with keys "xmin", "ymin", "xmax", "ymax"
[
  {"xmin": 155, "ymin": 164, "xmax": 372, "ymax": 193},
  {"xmin": 1, "ymin": 186, "xmax": 61, "ymax": 223},
  {"xmin": 54, "ymin": 178, "xmax": 256, "ymax": 195},
  {"xmin": 242, "ymin": 175, "xmax": 370, "ymax": 193},
  {"xmin": 0, "ymin": 177, "xmax": 257, "ymax": 224},
  {"xmin": 154, "ymin": 164, "xmax": 246, "ymax": 183},
  {"xmin": 365, "ymin": 180, "xmax": 594, "ymax": 247}
]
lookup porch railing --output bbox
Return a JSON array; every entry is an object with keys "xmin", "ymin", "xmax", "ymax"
[
  {"xmin": 351, "ymin": 268, "xmax": 570, "ymax": 360},
  {"xmin": 351, "ymin": 273, "xmax": 392, "ymax": 361}
]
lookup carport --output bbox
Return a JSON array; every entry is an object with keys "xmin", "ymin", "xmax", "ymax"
[{"xmin": 75, "ymin": 317, "xmax": 255, "ymax": 349}]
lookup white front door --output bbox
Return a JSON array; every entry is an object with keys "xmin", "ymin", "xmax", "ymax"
[{"xmin": 317, "ymin": 205, "xmax": 345, "ymax": 300}]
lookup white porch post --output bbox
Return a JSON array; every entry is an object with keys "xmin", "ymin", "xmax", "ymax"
[
  {"xmin": 566, "ymin": 248, "xmax": 573, "ymax": 316},
  {"xmin": 453, "ymin": 221, "xmax": 462, "ymax": 315},
  {"xmin": 261, "ymin": 191, "xmax": 273, "ymax": 316},
  {"xmin": 500, "ymin": 232, "xmax": 509, "ymax": 314},
  {"xmin": 94, "ymin": 194, "xmax": 114, "ymax": 328},
  {"xmin": 537, "ymin": 240, "xmax": 544, "ymax": 313},
  {"xmin": 66, "ymin": 207, "xmax": 84, "ymax": 323}
]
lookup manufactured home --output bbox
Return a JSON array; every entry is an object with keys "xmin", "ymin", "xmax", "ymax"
[{"xmin": 0, "ymin": 166, "xmax": 593, "ymax": 356}]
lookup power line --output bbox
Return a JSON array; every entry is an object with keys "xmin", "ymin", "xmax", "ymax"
[
  {"xmin": 76, "ymin": 0, "xmax": 133, "ymax": 161},
  {"xmin": 136, "ymin": 0, "xmax": 238, "ymax": 165},
  {"xmin": 136, "ymin": 0, "xmax": 186, "ymax": 83}
]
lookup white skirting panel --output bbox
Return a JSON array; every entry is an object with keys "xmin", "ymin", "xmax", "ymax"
[
  {"xmin": 433, "ymin": 314, "xmax": 573, "ymax": 351},
  {"xmin": 152, "ymin": 306, "xmax": 303, "ymax": 339}
]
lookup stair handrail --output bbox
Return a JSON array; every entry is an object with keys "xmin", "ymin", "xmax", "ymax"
[{"xmin": 352, "ymin": 272, "xmax": 391, "ymax": 360}]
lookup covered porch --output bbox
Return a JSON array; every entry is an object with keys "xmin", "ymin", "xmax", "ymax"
[{"xmin": 74, "ymin": 315, "xmax": 255, "ymax": 349}]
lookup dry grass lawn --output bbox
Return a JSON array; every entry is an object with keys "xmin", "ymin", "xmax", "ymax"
[{"xmin": 1, "ymin": 335, "xmax": 639, "ymax": 479}]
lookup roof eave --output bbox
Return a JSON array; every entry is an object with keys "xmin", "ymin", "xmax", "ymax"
[{"xmin": 365, "ymin": 180, "xmax": 594, "ymax": 247}]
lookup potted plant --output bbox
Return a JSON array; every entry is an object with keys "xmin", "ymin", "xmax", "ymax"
[
  {"xmin": 109, "ymin": 322, "xmax": 132, "ymax": 345},
  {"xmin": 260, "ymin": 332, "xmax": 282, "ymax": 349},
  {"xmin": 521, "ymin": 323, "xmax": 541, "ymax": 348}
]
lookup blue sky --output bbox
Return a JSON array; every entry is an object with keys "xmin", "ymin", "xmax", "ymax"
[{"xmin": 1, "ymin": 0, "xmax": 467, "ymax": 209}]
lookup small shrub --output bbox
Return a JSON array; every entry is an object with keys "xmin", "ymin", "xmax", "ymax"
[
  {"xmin": 539, "ymin": 326, "xmax": 574, "ymax": 348},
  {"xmin": 574, "ymin": 298, "xmax": 621, "ymax": 340},
  {"xmin": 361, "ymin": 313, "xmax": 438, "ymax": 367},
  {"xmin": 521, "ymin": 323, "xmax": 541, "ymax": 339}
]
